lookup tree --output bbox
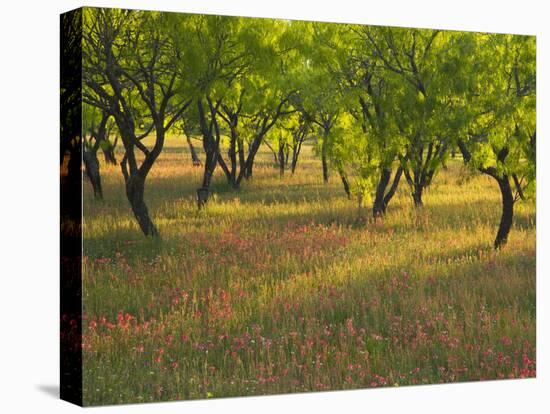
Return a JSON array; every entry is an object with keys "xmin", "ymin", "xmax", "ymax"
[
  {"xmin": 457, "ymin": 34, "xmax": 535, "ymax": 249},
  {"xmin": 83, "ymin": 9, "xmax": 190, "ymax": 236},
  {"xmin": 267, "ymin": 112, "xmax": 311, "ymax": 176},
  {"xmin": 234, "ymin": 87, "xmax": 296, "ymax": 184},
  {"xmin": 288, "ymin": 113, "xmax": 311, "ymax": 175},
  {"xmin": 82, "ymin": 104, "xmax": 108, "ymax": 200},
  {"xmin": 298, "ymin": 22, "xmax": 404, "ymax": 210},
  {"xmin": 178, "ymin": 118, "xmax": 202, "ymax": 166},
  {"xmin": 81, "ymin": 104, "xmax": 119, "ymax": 200},
  {"xmin": 291, "ymin": 22, "xmax": 347, "ymax": 185},
  {"xmin": 181, "ymin": 15, "xmax": 297, "ymax": 206},
  {"xmin": 361, "ymin": 27, "xmax": 461, "ymax": 207},
  {"xmin": 177, "ymin": 15, "xmax": 270, "ymax": 205},
  {"xmin": 341, "ymin": 26, "xmax": 405, "ymax": 216}
]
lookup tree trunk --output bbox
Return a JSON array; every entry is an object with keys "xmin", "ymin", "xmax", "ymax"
[
  {"xmin": 242, "ymin": 140, "xmax": 262, "ymax": 181},
  {"xmin": 196, "ymin": 98, "xmax": 222, "ymax": 208},
  {"xmin": 245, "ymin": 162, "xmax": 253, "ymax": 179},
  {"xmin": 338, "ymin": 168, "xmax": 351, "ymax": 199},
  {"xmin": 291, "ymin": 135, "xmax": 304, "ymax": 175},
  {"xmin": 102, "ymin": 145, "xmax": 117, "ymax": 165},
  {"xmin": 229, "ymin": 127, "xmax": 237, "ymax": 186},
  {"xmin": 197, "ymin": 152, "xmax": 216, "ymax": 209},
  {"xmin": 186, "ymin": 135, "xmax": 201, "ymax": 166},
  {"xmin": 197, "ymin": 151, "xmax": 217, "ymax": 210},
  {"xmin": 83, "ymin": 149, "xmax": 103, "ymax": 200},
  {"xmin": 236, "ymin": 138, "xmax": 260, "ymax": 184},
  {"xmin": 125, "ymin": 175, "xmax": 158, "ymax": 237},
  {"xmin": 373, "ymin": 167, "xmax": 403, "ymax": 217},
  {"xmin": 238, "ymin": 139, "xmax": 246, "ymax": 176},
  {"xmin": 197, "ymin": 134, "xmax": 219, "ymax": 208},
  {"xmin": 494, "ymin": 175, "xmax": 514, "ymax": 249},
  {"xmin": 383, "ymin": 167, "xmax": 403, "ymax": 208},
  {"xmin": 279, "ymin": 141, "xmax": 285, "ymax": 178},
  {"xmin": 321, "ymin": 136, "xmax": 329, "ymax": 183},
  {"xmin": 412, "ymin": 185, "xmax": 423, "ymax": 207},
  {"xmin": 291, "ymin": 154, "xmax": 298, "ymax": 174},
  {"xmin": 291, "ymin": 146, "xmax": 299, "ymax": 174},
  {"xmin": 457, "ymin": 140, "xmax": 515, "ymax": 249},
  {"xmin": 373, "ymin": 168, "xmax": 391, "ymax": 217}
]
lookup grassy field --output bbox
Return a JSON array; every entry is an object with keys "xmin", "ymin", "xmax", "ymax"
[{"xmin": 81, "ymin": 135, "xmax": 535, "ymax": 405}]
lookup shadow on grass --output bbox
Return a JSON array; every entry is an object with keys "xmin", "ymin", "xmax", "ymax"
[{"xmin": 82, "ymin": 194, "xmax": 535, "ymax": 260}]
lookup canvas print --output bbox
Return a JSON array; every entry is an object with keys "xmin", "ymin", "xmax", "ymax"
[{"xmin": 60, "ymin": 6, "xmax": 536, "ymax": 406}]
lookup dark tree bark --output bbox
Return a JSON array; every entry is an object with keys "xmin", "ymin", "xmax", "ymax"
[
  {"xmin": 494, "ymin": 175, "xmax": 514, "ymax": 249},
  {"xmin": 186, "ymin": 135, "xmax": 201, "ymax": 166},
  {"xmin": 373, "ymin": 167, "xmax": 403, "ymax": 217},
  {"xmin": 458, "ymin": 140, "xmax": 515, "ymax": 249},
  {"xmin": 373, "ymin": 168, "xmax": 391, "ymax": 216},
  {"xmin": 383, "ymin": 167, "xmax": 403, "ymax": 208},
  {"xmin": 196, "ymin": 98, "xmax": 221, "ymax": 208},
  {"xmin": 241, "ymin": 132, "xmax": 268, "ymax": 182},
  {"xmin": 238, "ymin": 135, "xmax": 264, "ymax": 182},
  {"xmin": 412, "ymin": 184, "xmax": 423, "ymax": 207},
  {"xmin": 311, "ymin": 116, "xmax": 335, "ymax": 184},
  {"xmin": 401, "ymin": 139, "xmax": 444, "ymax": 208},
  {"xmin": 290, "ymin": 118, "xmax": 308, "ymax": 175},
  {"xmin": 290, "ymin": 146, "xmax": 300, "ymax": 174},
  {"xmin": 245, "ymin": 163, "xmax": 253, "ymax": 179},
  {"xmin": 197, "ymin": 151, "xmax": 216, "ymax": 209},
  {"xmin": 278, "ymin": 141, "xmax": 286, "ymax": 178},
  {"xmin": 243, "ymin": 141, "xmax": 260, "ymax": 180},
  {"xmin": 102, "ymin": 145, "xmax": 117, "ymax": 165},
  {"xmin": 321, "ymin": 134, "xmax": 329, "ymax": 183},
  {"xmin": 338, "ymin": 167, "xmax": 351, "ymax": 199},
  {"xmin": 238, "ymin": 138, "xmax": 246, "ymax": 175},
  {"xmin": 83, "ymin": 112, "xmax": 110, "ymax": 200},
  {"xmin": 124, "ymin": 174, "xmax": 158, "ymax": 236},
  {"xmin": 83, "ymin": 148, "xmax": 103, "ymax": 200},
  {"xmin": 512, "ymin": 174, "xmax": 526, "ymax": 201},
  {"xmin": 101, "ymin": 121, "xmax": 118, "ymax": 165},
  {"xmin": 228, "ymin": 125, "xmax": 238, "ymax": 184}
]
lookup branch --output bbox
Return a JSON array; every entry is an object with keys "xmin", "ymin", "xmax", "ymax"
[
  {"xmin": 512, "ymin": 174, "xmax": 526, "ymax": 201},
  {"xmin": 165, "ymin": 99, "xmax": 192, "ymax": 131}
]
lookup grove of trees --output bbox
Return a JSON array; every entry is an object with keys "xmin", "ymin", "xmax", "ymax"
[{"xmin": 67, "ymin": 8, "xmax": 535, "ymax": 249}]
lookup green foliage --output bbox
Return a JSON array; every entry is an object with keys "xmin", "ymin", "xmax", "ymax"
[{"xmin": 459, "ymin": 33, "xmax": 535, "ymax": 199}]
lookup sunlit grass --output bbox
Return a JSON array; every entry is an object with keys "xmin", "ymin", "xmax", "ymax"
[{"xmin": 81, "ymin": 135, "xmax": 535, "ymax": 405}]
